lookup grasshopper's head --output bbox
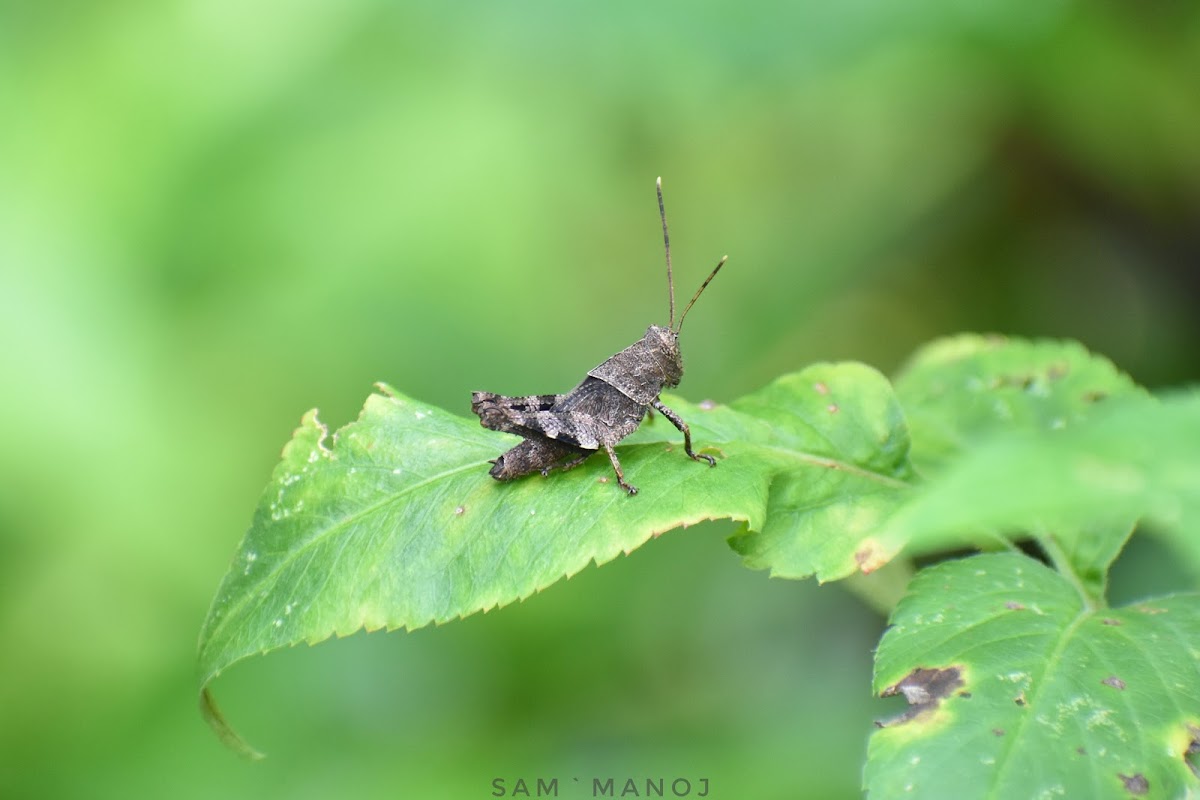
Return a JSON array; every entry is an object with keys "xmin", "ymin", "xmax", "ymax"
[{"xmin": 646, "ymin": 324, "xmax": 683, "ymax": 388}]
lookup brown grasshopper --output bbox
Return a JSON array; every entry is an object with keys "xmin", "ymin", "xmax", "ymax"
[{"xmin": 471, "ymin": 178, "xmax": 727, "ymax": 495}]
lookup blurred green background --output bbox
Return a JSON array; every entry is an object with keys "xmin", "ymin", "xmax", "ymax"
[{"xmin": 1, "ymin": 1, "xmax": 1197, "ymax": 797}]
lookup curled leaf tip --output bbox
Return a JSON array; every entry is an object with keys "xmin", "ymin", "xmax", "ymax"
[{"xmin": 200, "ymin": 688, "xmax": 265, "ymax": 761}]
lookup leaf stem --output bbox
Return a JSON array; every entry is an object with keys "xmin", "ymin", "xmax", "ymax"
[{"xmin": 1038, "ymin": 533, "xmax": 1104, "ymax": 611}]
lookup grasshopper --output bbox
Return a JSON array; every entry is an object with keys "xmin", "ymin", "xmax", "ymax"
[{"xmin": 471, "ymin": 178, "xmax": 726, "ymax": 495}]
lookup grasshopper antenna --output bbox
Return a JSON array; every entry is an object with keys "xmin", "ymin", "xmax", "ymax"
[
  {"xmin": 657, "ymin": 177, "xmax": 675, "ymax": 329},
  {"xmin": 675, "ymin": 255, "xmax": 728, "ymax": 333}
]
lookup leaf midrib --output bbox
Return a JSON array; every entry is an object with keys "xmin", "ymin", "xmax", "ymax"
[
  {"xmin": 985, "ymin": 605, "xmax": 1090, "ymax": 799},
  {"xmin": 201, "ymin": 427, "xmax": 909, "ymax": 676},
  {"xmin": 198, "ymin": 458, "xmax": 490, "ymax": 675}
]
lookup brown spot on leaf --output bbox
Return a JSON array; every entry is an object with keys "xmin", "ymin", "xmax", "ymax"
[
  {"xmin": 1118, "ymin": 773, "xmax": 1148, "ymax": 795},
  {"xmin": 958, "ymin": 692, "xmax": 972, "ymax": 699},
  {"xmin": 827, "ymin": 403, "xmax": 839, "ymax": 414},
  {"xmin": 1083, "ymin": 390, "xmax": 1108, "ymax": 403},
  {"xmin": 1014, "ymin": 694, "xmax": 1027, "ymax": 706},
  {"xmin": 1047, "ymin": 362, "xmax": 1069, "ymax": 381},
  {"xmin": 454, "ymin": 505, "xmax": 466, "ymax": 516},
  {"xmin": 1076, "ymin": 747, "xmax": 1087, "ymax": 756},
  {"xmin": 1185, "ymin": 725, "xmax": 1200, "ymax": 779},
  {"xmin": 1102, "ymin": 618, "xmax": 1121, "ymax": 626},
  {"xmin": 854, "ymin": 542, "xmax": 890, "ymax": 574},
  {"xmin": 992, "ymin": 728, "xmax": 1005, "ymax": 737},
  {"xmin": 814, "ymin": 382, "xmax": 829, "ymax": 395},
  {"xmin": 1005, "ymin": 601, "xmax": 1026, "ymax": 611},
  {"xmin": 1136, "ymin": 606, "xmax": 1167, "ymax": 615},
  {"xmin": 1102, "ymin": 676, "xmax": 1127, "ymax": 691},
  {"xmin": 855, "ymin": 546, "xmax": 875, "ymax": 570},
  {"xmin": 876, "ymin": 667, "xmax": 965, "ymax": 727},
  {"xmin": 598, "ymin": 476, "xmax": 609, "ymax": 483}
]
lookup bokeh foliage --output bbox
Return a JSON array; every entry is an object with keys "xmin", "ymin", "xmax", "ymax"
[{"xmin": 1, "ymin": 1, "xmax": 1197, "ymax": 797}]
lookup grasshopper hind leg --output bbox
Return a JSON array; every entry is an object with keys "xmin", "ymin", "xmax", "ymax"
[
  {"xmin": 488, "ymin": 438, "xmax": 585, "ymax": 481},
  {"xmin": 541, "ymin": 451, "xmax": 591, "ymax": 476}
]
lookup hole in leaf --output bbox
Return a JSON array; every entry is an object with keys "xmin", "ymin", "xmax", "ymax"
[{"xmin": 876, "ymin": 666, "xmax": 964, "ymax": 727}]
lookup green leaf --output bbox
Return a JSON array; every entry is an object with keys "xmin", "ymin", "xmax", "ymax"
[
  {"xmin": 198, "ymin": 336, "xmax": 1190, "ymax": 756},
  {"xmin": 893, "ymin": 335, "xmax": 1145, "ymax": 600},
  {"xmin": 895, "ymin": 334, "xmax": 1140, "ymax": 474},
  {"xmin": 721, "ymin": 363, "xmax": 914, "ymax": 579},
  {"xmin": 879, "ymin": 391, "xmax": 1200, "ymax": 585},
  {"xmin": 198, "ymin": 362, "xmax": 914, "ymax": 752},
  {"xmin": 866, "ymin": 553, "xmax": 1200, "ymax": 800}
]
